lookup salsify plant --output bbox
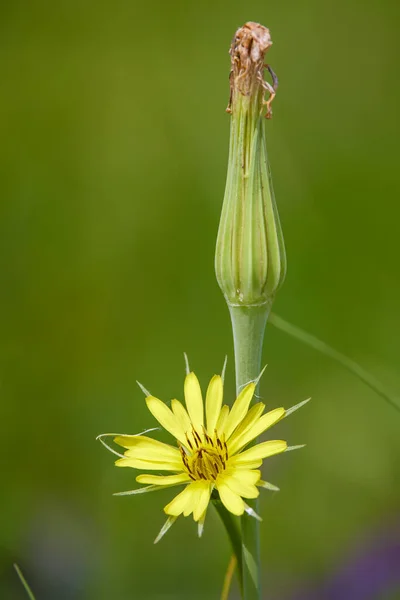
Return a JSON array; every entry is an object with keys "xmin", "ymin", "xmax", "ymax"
[
  {"xmin": 98, "ymin": 20, "xmax": 303, "ymax": 600},
  {"xmin": 214, "ymin": 21, "xmax": 288, "ymax": 599},
  {"xmin": 14, "ymin": 19, "xmax": 400, "ymax": 600}
]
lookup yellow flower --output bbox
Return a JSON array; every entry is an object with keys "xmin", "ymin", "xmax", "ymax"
[{"xmin": 99, "ymin": 369, "xmax": 307, "ymax": 542}]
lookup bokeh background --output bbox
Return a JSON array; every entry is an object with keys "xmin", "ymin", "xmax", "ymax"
[{"xmin": 1, "ymin": 1, "xmax": 399, "ymax": 598}]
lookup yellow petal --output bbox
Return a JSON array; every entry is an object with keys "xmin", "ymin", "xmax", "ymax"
[
  {"xmin": 145, "ymin": 396, "xmax": 186, "ymax": 444},
  {"xmin": 215, "ymin": 405, "xmax": 230, "ymax": 434},
  {"xmin": 112, "ymin": 434, "xmax": 143, "ymax": 448},
  {"xmin": 206, "ymin": 375, "xmax": 223, "ymax": 435},
  {"xmin": 115, "ymin": 435, "xmax": 180, "ymax": 461},
  {"xmin": 171, "ymin": 399, "xmax": 192, "ymax": 434},
  {"xmin": 229, "ymin": 407, "xmax": 285, "ymax": 455},
  {"xmin": 184, "ymin": 372, "xmax": 204, "ymax": 429},
  {"xmin": 230, "ymin": 440, "xmax": 287, "ymax": 465},
  {"xmin": 228, "ymin": 469, "xmax": 261, "ymax": 485},
  {"xmin": 192, "ymin": 481, "xmax": 212, "ymax": 521},
  {"xmin": 183, "ymin": 493, "xmax": 195, "ymax": 516},
  {"xmin": 224, "ymin": 383, "xmax": 256, "ymax": 440},
  {"xmin": 169, "ymin": 481, "xmax": 213, "ymax": 519},
  {"xmin": 221, "ymin": 472, "xmax": 260, "ymax": 499},
  {"xmin": 227, "ymin": 403, "xmax": 265, "ymax": 452},
  {"xmin": 164, "ymin": 483, "xmax": 196, "ymax": 516},
  {"xmin": 217, "ymin": 480, "xmax": 245, "ymax": 515},
  {"xmin": 136, "ymin": 473, "xmax": 190, "ymax": 486},
  {"xmin": 124, "ymin": 448, "xmax": 179, "ymax": 462},
  {"xmin": 115, "ymin": 457, "xmax": 183, "ymax": 470},
  {"xmin": 233, "ymin": 460, "xmax": 262, "ymax": 469}
]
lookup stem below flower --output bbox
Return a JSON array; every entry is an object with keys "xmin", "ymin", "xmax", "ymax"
[
  {"xmin": 229, "ymin": 303, "xmax": 270, "ymax": 600},
  {"xmin": 213, "ymin": 496, "xmax": 244, "ymax": 594}
]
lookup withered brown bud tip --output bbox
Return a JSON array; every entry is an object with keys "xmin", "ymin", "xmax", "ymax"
[
  {"xmin": 231, "ymin": 21, "xmax": 272, "ymax": 60},
  {"xmin": 228, "ymin": 22, "xmax": 276, "ymax": 116}
]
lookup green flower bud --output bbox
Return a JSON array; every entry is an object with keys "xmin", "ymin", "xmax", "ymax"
[{"xmin": 215, "ymin": 22, "xmax": 286, "ymax": 308}]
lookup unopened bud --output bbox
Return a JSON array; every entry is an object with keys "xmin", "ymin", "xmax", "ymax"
[{"xmin": 215, "ymin": 22, "xmax": 286, "ymax": 308}]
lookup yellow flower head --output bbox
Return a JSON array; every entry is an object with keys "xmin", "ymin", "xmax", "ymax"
[{"xmin": 99, "ymin": 366, "xmax": 308, "ymax": 542}]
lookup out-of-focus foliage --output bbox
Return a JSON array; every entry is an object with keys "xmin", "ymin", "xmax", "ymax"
[{"xmin": 1, "ymin": 1, "xmax": 399, "ymax": 598}]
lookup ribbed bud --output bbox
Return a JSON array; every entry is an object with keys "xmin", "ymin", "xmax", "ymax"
[{"xmin": 215, "ymin": 22, "xmax": 286, "ymax": 308}]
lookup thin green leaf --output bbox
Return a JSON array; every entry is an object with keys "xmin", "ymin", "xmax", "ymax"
[
  {"xmin": 269, "ymin": 313, "xmax": 400, "ymax": 413},
  {"xmin": 13, "ymin": 564, "xmax": 36, "ymax": 600},
  {"xmin": 242, "ymin": 545, "xmax": 258, "ymax": 591}
]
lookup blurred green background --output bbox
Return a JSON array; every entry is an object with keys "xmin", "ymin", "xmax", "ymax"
[{"xmin": 1, "ymin": 0, "xmax": 399, "ymax": 598}]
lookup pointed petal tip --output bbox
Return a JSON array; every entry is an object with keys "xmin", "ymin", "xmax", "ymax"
[
  {"xmin": 137, "ymin": 380, "xmax": 152, "ymax": 397},
  {"xmin": 285, "ymin": 444, "xmax": 306, "ymax": 452},
  {"xmin": 244, "ymin": 503, "xmax": 263, "ymax": 522},
  {"xmin": 154, "ymin": 515, "xmax": 177, "ymax": 544},
  {"xmin": 221, "ymin": 355, "xmax": 228, "ymax": 381},
  {"xmin": 255, "ymin": 363, "xmax": 268, "ymax": 385},
  {"xmin": 113, "ymin": 486, "xmax": 151, "ymax": 496},
  {"xmin": 183, "ymin": 352, "xmax": 190, "ymax": 375},
  {"xmin": 285, "ymin": 397, "xmax": 311, "ymax": 418},
  {"xmin": 259, "ymin": 480, "xmax": 280, "ymax": 492}
]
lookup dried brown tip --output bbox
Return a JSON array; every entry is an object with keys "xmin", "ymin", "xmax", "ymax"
[{"xmin": 227, "ymin": 21, "xmax": 278, "ymax": 118}]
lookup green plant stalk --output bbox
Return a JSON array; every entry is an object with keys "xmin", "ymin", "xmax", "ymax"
[
  {"xmin": 230, "ymin": 304, "xmax": 270, "ymax": 599},
  {"xmin": 215, "ymin": 23, "xmax": 286, "ymax": 599},
  {"xmin": 213, "ymin": 497, "xmax": 244, "ymax": 594}
]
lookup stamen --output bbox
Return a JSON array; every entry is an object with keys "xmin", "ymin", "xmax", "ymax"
[
  {"xmin": 223, "ymin": 441, "xmax": 229, "ymax": 460},
  {"xmin": 193, "ymin": 428, "xmax": 202, "ymax": 446},
  {"xmin": 211, "ymin": 462, "xmax": 219, "ymax": 478},
  {"xmin": 202, "ymin": 426, "xmax": 212, "ymax": 445},
  {"xmin": 180, "ymin": 433, "xmax": 228, "ymax": 483}
]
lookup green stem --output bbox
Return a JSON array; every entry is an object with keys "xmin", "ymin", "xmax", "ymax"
[
  {"xmin": 213, "ymin": 497, "xmax": 243, "ymax": 594},
  {"xmin": 229, "ymin": 303, "xmax": 270, "ymax": 600}
]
